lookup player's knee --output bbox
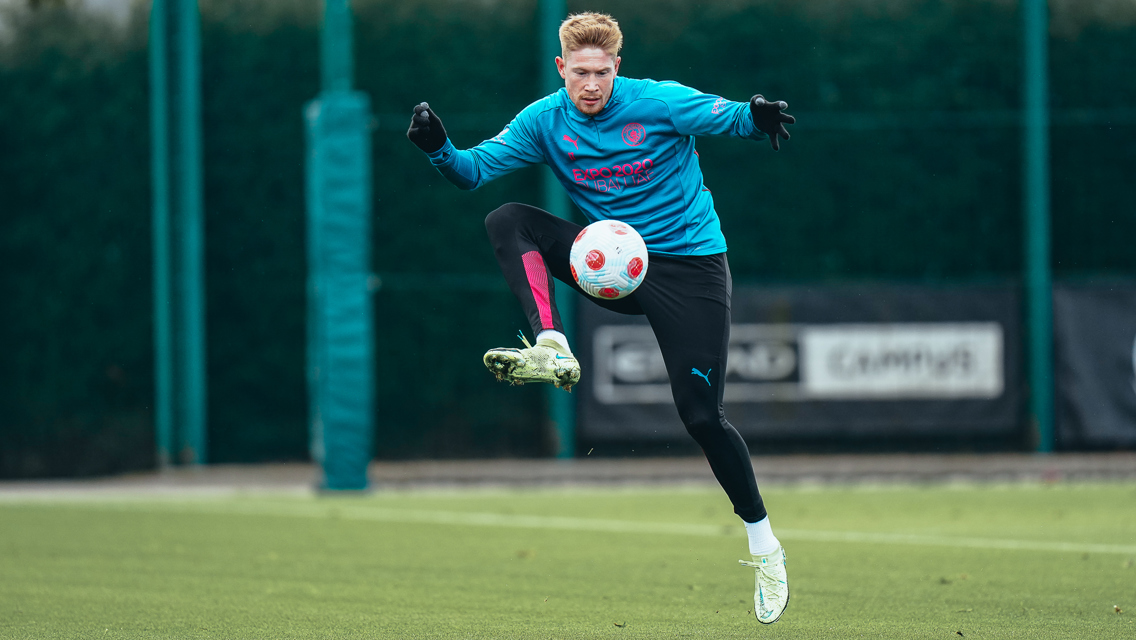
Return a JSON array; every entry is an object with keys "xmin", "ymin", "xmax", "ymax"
[
  {"xmin": 484, "ymin": 202, "xmax": 528, "ymax": 234},
  {"xmin": 679, "ymin": 409, "xmax": 726, "ymax": 443}
]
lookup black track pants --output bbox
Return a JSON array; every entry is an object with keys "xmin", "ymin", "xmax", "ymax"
[{"xmin": 485, "ymin": 202, "xmax": 767, "ymax": 523}]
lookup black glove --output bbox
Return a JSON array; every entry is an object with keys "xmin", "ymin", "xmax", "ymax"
[
  {"xmin": 749, "ymin": 95, "xmax": 795, "ymax": 151},
  {"xmin": 406, "ymin": 102, "xmax": 448, "ymax": 154}
]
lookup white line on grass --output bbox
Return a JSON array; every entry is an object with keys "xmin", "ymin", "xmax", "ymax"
[
  {"xmin": 5, "ymin": 497, "xmax": 1135, "ymax": 556},
  {"xmin": 773, "ymin": 528, "xmax": 1136, "ymax": 555}
]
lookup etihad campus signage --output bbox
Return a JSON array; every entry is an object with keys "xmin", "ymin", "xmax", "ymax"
[
  {"xmin": 576, "ymin": 285, "xmax": 1023, "ymax": 440},
  {"xmin": 591, "ymin": 323, "xmax": 1004, "ymax": 405}
]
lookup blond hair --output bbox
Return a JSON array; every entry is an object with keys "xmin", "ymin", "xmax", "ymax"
[{"xmin": 558, "ymin": 12, "xmax": 623, "ymax": 59}]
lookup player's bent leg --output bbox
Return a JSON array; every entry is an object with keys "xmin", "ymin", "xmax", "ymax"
[
  {"xmin": 483, "ymin": 331, "xmax": 580, "ymax": 391},
  {"xmin": 484, "ymin": 202, "xmax": 643, "ymax": 326},
  {"xmin": 484, "ymin": 203, "xmax": 580, "ymax": 337},
  {"xmin": 482, "ymin": 202, "xmax": 642, "ymax": 392}
]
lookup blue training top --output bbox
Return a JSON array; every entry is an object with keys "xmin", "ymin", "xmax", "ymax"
[{"xmin": 425, "ymin": 76, "xmax": 768, "ymax": 256}]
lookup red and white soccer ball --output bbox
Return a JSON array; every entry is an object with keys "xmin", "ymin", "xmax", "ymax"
[{"xmin": 569, "ymin": 220, "xmax": 649, "ymax": 300}]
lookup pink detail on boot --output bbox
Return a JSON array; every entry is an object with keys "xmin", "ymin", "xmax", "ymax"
[{"xmin": 521, "ymin": 251, "xmax": 554, "ymax": 329}]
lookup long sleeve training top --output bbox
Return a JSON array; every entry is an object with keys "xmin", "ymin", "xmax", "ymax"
[{"xmin": 426, "ymin": 76, "xmax": 768, "ymax": 256}]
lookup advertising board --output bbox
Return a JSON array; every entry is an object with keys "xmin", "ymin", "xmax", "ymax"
[{"xmin": 577, "ymin": 284, "xmax": 1022, "ymax": 440}]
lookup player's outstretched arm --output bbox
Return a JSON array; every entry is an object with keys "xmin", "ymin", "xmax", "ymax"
[
  {"xmin": 408, "ymin": 101, "xmax": 545, "ymax": 191},
  {"xmin": 749, "ymin": 95, "xmax": 795, "ymax": 151},
  {"xmin": 406, "ymin": 102, "xmax": 448, "ymax": 154}
]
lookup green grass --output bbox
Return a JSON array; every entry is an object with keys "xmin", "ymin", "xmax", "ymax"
[{"xmin": 2, "ymin": 483, "xmax": 1135, "ymax": 638}]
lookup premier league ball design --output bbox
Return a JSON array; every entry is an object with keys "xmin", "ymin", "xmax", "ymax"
[{"xmin": 569, "ymin": 220, "xmax": 649, "ymax": 300}]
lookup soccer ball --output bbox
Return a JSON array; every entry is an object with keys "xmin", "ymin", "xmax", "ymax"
[{"xmin": 569, "ymin": 220, "xmax": 649, "ymax": 300}]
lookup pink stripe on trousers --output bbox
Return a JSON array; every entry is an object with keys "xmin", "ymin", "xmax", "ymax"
[{"xmin": 521, "ymin": 251, "xmax": 554, "ymax": 329}]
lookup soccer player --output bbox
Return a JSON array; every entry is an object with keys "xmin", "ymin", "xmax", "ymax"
[{"xmin": 407, "ymin": 12, "xmax": 795, "ymax": 624}]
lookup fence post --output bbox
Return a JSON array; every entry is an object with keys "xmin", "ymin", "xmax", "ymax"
[
  {"xmin": 539, "ymin": 0, "xmax": 576, "ymax": 459},
  {"xmin": 306, "ymin": 0, "xmax": 375, "ymax": 490},
  {"xmin": 150, "ymin": 0, "xmax": 207, "ymax": 467},
  {"xmin": 1022, "ymin": 0, "xmax": 1053, "ymax": 453}
]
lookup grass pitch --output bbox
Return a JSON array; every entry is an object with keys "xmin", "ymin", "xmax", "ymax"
[{"xmin": 1, "ymin": 482, "xmax": 1134, "ymax": 639}]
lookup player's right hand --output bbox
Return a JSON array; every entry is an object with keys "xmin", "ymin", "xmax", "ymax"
[
  {"xmin": 407, "ymin": 102, "xmax": 449, "ymax": 154},
  {"xmin": 749, "ymin": 95, "xmax": 794, "ymax": 151}
]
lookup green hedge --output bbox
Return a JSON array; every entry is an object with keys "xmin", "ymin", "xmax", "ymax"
[{"xmin": 2, "ymin": 0, "xmax": 1134, "ymax": 477}]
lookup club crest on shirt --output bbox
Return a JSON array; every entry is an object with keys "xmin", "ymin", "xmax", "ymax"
[{"xmin": 621, "ymin": 122, "xmax": 646, "ymax": 147}]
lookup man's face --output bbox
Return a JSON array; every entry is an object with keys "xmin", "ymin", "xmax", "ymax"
[{"xmin": 556, "ymin": 47, "xmax": 620, "ymax": 116}]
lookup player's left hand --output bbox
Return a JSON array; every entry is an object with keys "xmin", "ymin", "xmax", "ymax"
[
  {"xmin": 749, "ymin": 95, "xmax": 795, "ymax": 151},
  {"xmin": 407, "ymin": 102, "xmax": 449, "ymax": 154}
]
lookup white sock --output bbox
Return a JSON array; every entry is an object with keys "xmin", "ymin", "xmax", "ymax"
[
  {"xmin": 744, "ymin": 516, "xmax": 781, "ymax": 556},
  {"xmin": 537, "ymin": 330, "xmax": 570, "ymax": 352}
]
